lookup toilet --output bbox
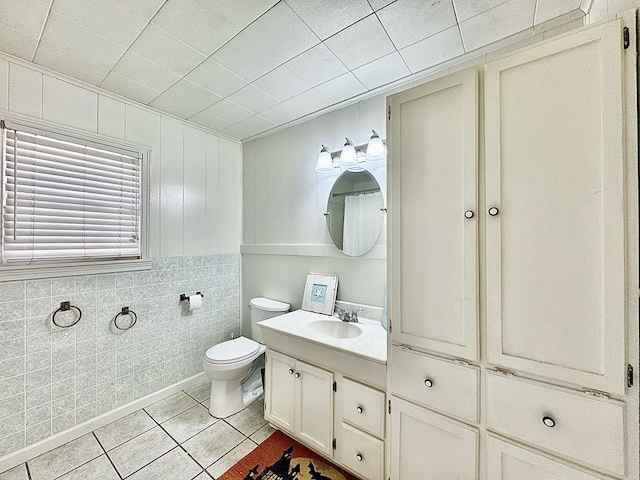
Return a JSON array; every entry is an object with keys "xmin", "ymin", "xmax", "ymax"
[{"xmin": 203, "ymin": 297, "xmax": 290, "ymax": 418}]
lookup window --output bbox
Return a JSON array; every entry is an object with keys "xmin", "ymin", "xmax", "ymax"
[{"xmin": 1, "ymin": 120, "xmax": 149, "ymax": 279}]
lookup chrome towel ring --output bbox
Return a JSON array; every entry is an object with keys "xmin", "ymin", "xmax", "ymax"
[
  {"xmin": 114, "ymin": 306, "xmax": 137, "ymax": 331},
  {"xmin": 52, "ymin": 301, "xmax": 82, "ymax": 328}
]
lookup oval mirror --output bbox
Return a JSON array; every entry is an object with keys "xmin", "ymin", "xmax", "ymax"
[{"xmin": 326, "ymin": 170, "xmax": 384, "ymax": 256}]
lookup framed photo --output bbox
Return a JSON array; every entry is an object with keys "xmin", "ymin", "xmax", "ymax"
[{"xmin": 301, "ymin": 273, "xmax": 339, "ymax": 315}]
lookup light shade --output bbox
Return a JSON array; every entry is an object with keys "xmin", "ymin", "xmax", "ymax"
[
  {"xmin": 339, "ymin": 138, "xmax": 358, "ymax": 169},
  {"xmin": 315, "ymin": 145, "xmax": 334, "ymax": 173},
  {"xmin": 365, "ymin": 130, "xmax": 385, "ymax": 162}
]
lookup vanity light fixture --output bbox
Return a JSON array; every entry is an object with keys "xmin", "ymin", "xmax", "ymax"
[
  {"xmin": 314, "ymin": 145, "xmax": 334, "ymax": 173},
  {"xmin": 315, "ymin": 132, "xmax": 387, "ymax": 173},
  {"xmin": 338, "ymin": 138, "xmax": 358, "ymax": 169}
]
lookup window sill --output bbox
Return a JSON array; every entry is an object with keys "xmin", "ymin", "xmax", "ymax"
[{"xmin": 0, "ymin": 258, "xmax": 153, "ymax": 282}]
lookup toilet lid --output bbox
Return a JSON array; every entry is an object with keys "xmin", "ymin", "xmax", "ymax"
[{"xmin": 205, "ymin": 336, "xmax": 260, "ymax": 364}]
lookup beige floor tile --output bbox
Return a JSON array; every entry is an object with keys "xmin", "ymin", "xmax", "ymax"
[
  {"xmin": 206, "ymin": 439, "xmax": 257, "ymax": 479},
  {"xmin": 192, "ymin": 473, "xmax": 212, "ymax": 479},
  {"xmin": 94, "ymin": 409, "xmax": 156, "ymax": 451},
  {"xmin": 28, "ymin": 434, "xmax": 103, "ymax": 480},
  {"xmin": 249, "ymin": 423, "xmax": 276, "ymax": 444},
  {"xmin": 161, "ymin": 404, "xmax": 218, "ymax": 444},
  {"xmin": 201, "ymin": 398, "xmax": 210, "ymax": 409},
  {"xmin": 0, "ymin": 463, "xmax": 28, "ymax": 480},
  {"xmin": 224, "ymin": 401, "xmax": 266, "ymax": 436},
  {"xmin": 184, "ymin": 381, "xmax": 211, "ymax": 402},
  {"xmin": 127, "ymin": 447, "xmax": 203, "ymax": 480},
  {"xmin": 56, "ymin": 455, "xmax": 119, "ymax": 480},
  {"xmin": 182, "ymin": 421, "xmax": 245, "ymax": 469},
  {"xmin": 145, "ymin": 392, "xmax": 198, "ymax": 423},
  {"xmin": 107, "ymin": 426, "xmax": 177, "ymax": 478}
]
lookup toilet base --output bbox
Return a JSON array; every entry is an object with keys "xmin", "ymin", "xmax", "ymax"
[{"xmin": 208, "ymin": 370, "xmax": 264, "ymax": 418}]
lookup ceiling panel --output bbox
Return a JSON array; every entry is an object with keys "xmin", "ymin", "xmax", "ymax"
[
  {"xmin": 324, "ymin": 14, "xmax": 396, "ymax": 70},
  {"xmin": 377, "ymin": 0, "xmax": 458, "ymax": 50},
  {"xmin": 286, "ymin": 0, "xmax": 373, "ymax": 40},
  {"xmin": 242, "ymin": 2, "xmax": 319, "ymax": 63},
  {"xmin": 151, "ymin": 0, "xmax": 238, "ymax": 56},
  {"xmin": 5, "ymin": 0, "xmax": 588, "ymax": 140},
  {"xmin": 353, "ymin": 52, "xmax": 411, "ymax": 89}
]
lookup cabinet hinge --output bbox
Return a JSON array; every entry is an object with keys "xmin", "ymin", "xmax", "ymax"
[
  {"xmin": 397, "ymin": 343, "xmax": 412, "ymax": 351},
  {"xmin": 388, "ymin": 317, "xmax": 392, "ymax": 333},
  {"xmin": 628, "ymin": 364, "xmax": 634, "ymax": 388},
  {"xmin": 454, "ymin": 358, "xmax": 471, "ymax": 366},
  {"xmin": 387, "ymin": 105, "xmax": 391, "ymax": 120},
  {"xmin": 388, "ymin": 399, "xmax": 391, "ymax": 414},
  {"xmin": 492, "ymin": 367, "xmax": 516, "ymax": 376},
  {"xmin": 623, "ymin": 27, "xmax": 630, "ymax": 49},
  {"xmin": 583, "ymin": 388, "xmax": 611, "ymax": 399},
  {"xmin": 332, "ymin": 438, "xmax": 336, "ymax": 450},
  {"xmin": 333, "ymin": 381, "xmax": 337, "ymax": 392}
]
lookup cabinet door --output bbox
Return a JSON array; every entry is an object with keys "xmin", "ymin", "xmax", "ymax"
[
  {"xmin": 484, "ymin": 19, "xmax": 627, "ymax": 395},
  {"xmin": 487, "ymin": 436, "xmax": 608, "ymax": 480},
  {"xmin": 297, "ymin": 360, "xmax": 334, "ymax": 456},
  {"xmin": 264, "ymin": 350, "xmax": 295, "ymax": 433},
  {"xmin": 389, "ymin": 397, "xmax": 477, "ymax": 480},
  {"xmin": 388, "ymin": 68, "xmax": 479, "ymax": 361}
]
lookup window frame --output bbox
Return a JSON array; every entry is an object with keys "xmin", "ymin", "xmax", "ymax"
[{"xmin": 0, "ymin": 116, "xmax": 152, "ymax": 281}]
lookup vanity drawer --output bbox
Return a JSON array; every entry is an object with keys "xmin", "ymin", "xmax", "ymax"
[
  {"xmin": 486, "ymin": 372, "xmax": 625, "ymax": 476},
  {"xmin": 341, "ymin": 378, "xmax": 385, "ymax": 438},
  {"xmin": 339, "ymin": 422, "xmax": 384, "ymax": 480},
  {"xmin": 391, "ymin": 346, "xmax": 478, "ymax": 422}
]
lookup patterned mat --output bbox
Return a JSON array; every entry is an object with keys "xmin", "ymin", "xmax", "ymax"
[{"xmin": 218, "ymin": 430, "xmax": 360, "ymax": 480}]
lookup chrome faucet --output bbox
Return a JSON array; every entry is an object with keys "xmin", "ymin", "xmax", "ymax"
[{"xmin": 336, "ymin": 306, "xmax": 362, "ymax": 323}]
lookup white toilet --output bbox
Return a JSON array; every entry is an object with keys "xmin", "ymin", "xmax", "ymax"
[{"xmin": 203, "ymin": 297, "xmax": 290, "ymax": 418}]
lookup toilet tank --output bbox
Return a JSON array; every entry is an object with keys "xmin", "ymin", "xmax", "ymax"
[{"xmin": 250, "ymin": 297, "xmax": 290, "ymax": 343}]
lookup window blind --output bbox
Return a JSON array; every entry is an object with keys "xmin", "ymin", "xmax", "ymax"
[{"xmin": 1, "ymin": 122, "xmax": 142, "ymax": 264}]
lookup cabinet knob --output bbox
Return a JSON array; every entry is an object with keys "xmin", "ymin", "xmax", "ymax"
[
  {"xmin": 464, "ymin": 210, "xmax": 474, "ymax": 219},
  {"xmin": 424, "ymin": 379, "xmax": 434, "ymax": 388},
  {"xmin": 288, "ymin": 369, "xmax": 294, "ymax": 375},
  {"xmin": 356, "ymin": 454, "xmax": 363, "ymax": 462},
  {"xmin": 542, "ymin": 416, "xmax": 556, "ymax": 428},
  {"xmin": 356, "ymin": 406, "xmax": 363, "ymax": 414},
  {"xmin": 294, "ymin": 372, "xmax": 300, "ymax": 378},
  {"xmin": 488, "ymin": 206, "xmax": 500, "ymax": 216}
]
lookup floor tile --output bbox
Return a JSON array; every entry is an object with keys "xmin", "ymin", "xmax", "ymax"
[
  {"xmin": 56, "ymin": 455, "xmax": 119, "ymax": 480},
  {"xmin": 127, "ymin": 447, "xmax": 202, "ymax": 480},
  {"xmin": 94, "ymin": 409, "xmax": 156, "ymax": 451},
  {"xmin": 249, "ymin": 423, "xmax": 276, "ymax": 444},
  {"xmin": 28, "ymin": 434, "xmax": 103, "ymax": 480},
  {"xmin": 192, "ymin": 473, "xmax": 213, "ymax": 479},
  {"xmin": 182, "ymin": 421, "xmax": 245, "ymax": 469},
  {"xmin": 201, "ymin": 398, "xmax": 210, "ymax": 409},
  {"xmin": 145, "ymin": 392, "xmax": 198, "ymax": 423},
  {"xmin": 107, "ymin": 426, "xmax": 177, "ymax": 478},
  {"xmin": 0, "ymin": 463, "xmax": 28, "ymax": 480},
  {"xmin": 161, "ymin": 404, "xmax": 218, "ymax": 444},
  {"xmin": 184, "ymin": 381, "xmax": 211, "ymax": 402},
  {"xmin": 206, "ymin": 439, "xmax": 257, "ymax": 479},
  {"xmin": 224, "ymin": 401, "xmax": 266, "ymax": 436}
]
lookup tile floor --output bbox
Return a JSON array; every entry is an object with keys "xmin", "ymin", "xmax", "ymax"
[{"xmin": 0, "ymin": 381, "xmax": 276, "ymax": 480}]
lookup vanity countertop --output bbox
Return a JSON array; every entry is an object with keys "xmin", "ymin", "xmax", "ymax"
[{"xmin": 258, "ymin": 309, "xmax": 387, "ymax": 364}]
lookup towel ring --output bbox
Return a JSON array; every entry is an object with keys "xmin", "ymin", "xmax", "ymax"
[
  {"xmin": 114, "ymin": 306, "xmax": 137, "ymax": 331},
  {"xmin": 52, "ymin": 301, "xmax": 82, "ymax": 328}
]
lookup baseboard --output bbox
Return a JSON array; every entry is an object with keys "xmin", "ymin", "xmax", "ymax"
[{"xmin": 0, "ymin": 371, "xmax": 208, "ymax": 474}]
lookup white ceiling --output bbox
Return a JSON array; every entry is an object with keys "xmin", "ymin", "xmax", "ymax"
[{"xmin": 2, "ymin": 0, "xmax": 588, "ymax": 140}]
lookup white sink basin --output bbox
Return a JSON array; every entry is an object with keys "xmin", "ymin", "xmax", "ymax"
[{"xmin": 306, "ymin": 320, "xmax": 362, "ymax": 339}]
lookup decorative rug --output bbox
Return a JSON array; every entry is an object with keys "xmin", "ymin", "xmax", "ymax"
[{"xmin": 218, "ymin": 430, "xmax": 360, "ymax": 480}]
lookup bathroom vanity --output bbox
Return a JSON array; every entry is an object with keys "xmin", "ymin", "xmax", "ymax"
[{"xmin": 259, "ymin": 309, "xmax": 387, "ymax": 480}]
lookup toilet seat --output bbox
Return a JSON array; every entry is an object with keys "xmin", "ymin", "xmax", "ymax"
[{"xmin": 204, "ymin": 336, "xmax": 261, "ymax": 365}]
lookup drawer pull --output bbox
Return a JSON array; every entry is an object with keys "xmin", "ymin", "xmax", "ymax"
[
  {"xmin": 356, "ymin": 454, "xmax": 363, "ymax": 462},
  {"xmin": 489, "ymin": 206, "xmax": 500, "ymax": 216},
  {"xmin": 356, "ymin": 406, "xmax": 363, "ymax": 414},
  {"xmin": 294, "ymin": 372, "xmax": 300, "ymax": 378},
  {"xmin": 424, "ymin": 378, "xmax": 434, "ymax": 388},
  {"xmin": 288, "ymin": 369, "xmax": 294, "ymax": 375},
  {"xmin": 542, "ymin": 416, "xmax": 556, "ymax": 428}
]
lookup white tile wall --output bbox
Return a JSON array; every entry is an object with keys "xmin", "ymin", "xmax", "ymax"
[
  {"xmin": 0, "ymin": 254, "xmax": 241, "ymax": 457},
  {"xmin": 0, "ymin": 55, "xmax": 242, "ymax": 460}
]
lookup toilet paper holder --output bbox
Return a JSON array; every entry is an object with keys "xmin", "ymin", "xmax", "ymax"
[{"xmin": 179, "ymin": 292, "xmax": 204, "ymax": 302}]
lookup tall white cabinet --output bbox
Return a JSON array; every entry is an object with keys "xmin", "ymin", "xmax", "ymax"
[{"xmin": 387, "ymin": 15, "xmax": 638, "ymax": 480}]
